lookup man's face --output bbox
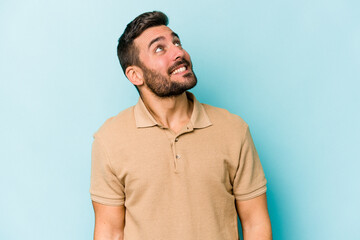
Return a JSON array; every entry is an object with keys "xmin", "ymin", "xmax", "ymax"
[{"xmin": 134, "ymin": 25, "xmax": 197, "ymax": 97}]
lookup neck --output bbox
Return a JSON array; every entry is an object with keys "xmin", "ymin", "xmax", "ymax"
[{"xmin": 140, "ymin": 91, "xmax": 193, "ymax": 133}]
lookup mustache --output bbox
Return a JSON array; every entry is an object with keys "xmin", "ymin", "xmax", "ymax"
[{"xmin": 168, "ymin": 58, "xmax": 191, "ymax": 74}]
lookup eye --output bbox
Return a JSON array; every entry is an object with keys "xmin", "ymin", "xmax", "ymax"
[
  {"xmin": 155, "ymin": 45, "xmax": 164, "ymax": 53},
  {"xmin": 174, "ymin": 41, "xmax": 182, "ymax": 47}
]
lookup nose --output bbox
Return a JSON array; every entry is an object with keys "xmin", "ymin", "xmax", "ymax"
[{"xmin": 170, "ymin": 44, "xmax": 185, "ymax": 61}]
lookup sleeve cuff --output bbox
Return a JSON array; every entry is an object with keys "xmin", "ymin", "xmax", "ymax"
[
  {"xmin": 234, "ymin": 184, "xmax": 267, "ymax": 201},
  {"xmin": 90, "ymin": 194, "xmax": 125, "ymax": 206}
]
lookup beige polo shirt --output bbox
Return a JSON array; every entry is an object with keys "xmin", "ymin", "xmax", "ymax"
[{"xmin": 90, "ymin": 92, "xmax": 267, "ymax": 240}]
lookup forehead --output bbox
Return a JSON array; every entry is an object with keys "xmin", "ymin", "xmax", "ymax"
[{"xmin": 134, "ymin": 25, "xmax": 176, "ymax": 49}]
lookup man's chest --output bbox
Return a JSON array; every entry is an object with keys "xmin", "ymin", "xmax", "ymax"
[{"xmin": 110, "ymin": 130, "xmax": 241, "ymax": 203}]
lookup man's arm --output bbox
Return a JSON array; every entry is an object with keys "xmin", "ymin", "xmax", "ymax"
[
  {"xmin": 92, "ymin": 201, "xmax": 125, "ymax": 240},
  {"xmin": 235, "ymin": 193, "xmax": 272, "ymax": 240}
]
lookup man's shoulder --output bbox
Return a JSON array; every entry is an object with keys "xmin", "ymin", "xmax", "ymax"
[
  {"xmin": 93, "ymin": 105, "xmax": 136, "ymax": 140},
  {"xmin": 202, "ymin": 103, "xmax": 248, "ymax": 130}
]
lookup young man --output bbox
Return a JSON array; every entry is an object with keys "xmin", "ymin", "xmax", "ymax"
[{"xmin": 90, "ymin": 11, "xmax": 272, "ymax": 240}]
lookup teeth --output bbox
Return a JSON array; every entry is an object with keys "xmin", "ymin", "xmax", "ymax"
[{"xmin": 172, "ymin": 66, "xmax": 186, "ymax": 75}]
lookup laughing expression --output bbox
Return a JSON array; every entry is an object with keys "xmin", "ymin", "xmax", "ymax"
[{"xmin": 134, "ymin": 25, "xmax": 197, "ymax": 97}]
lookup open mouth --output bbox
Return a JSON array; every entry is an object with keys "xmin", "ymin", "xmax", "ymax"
[
  {"xmin": 171, "ymin": 65, "xmax": 187, "ymax": 75},
  {"xmin": 168, "ymin": 59, "xmax": 191, "ymax": 75}
]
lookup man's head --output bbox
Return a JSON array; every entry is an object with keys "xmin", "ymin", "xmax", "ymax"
[{"xmin": 117, "ymin": 11, "xmax": 197, "ymax": 97}]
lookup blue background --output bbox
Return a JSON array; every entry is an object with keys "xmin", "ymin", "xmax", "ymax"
[{"xmin": 1, "ymin": 0, "xmax": 359, "ymax": 239}]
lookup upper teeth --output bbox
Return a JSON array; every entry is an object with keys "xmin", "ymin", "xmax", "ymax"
[{"xmin": 172, "ymin": 66, "xmax": 186, "ymax": 75}]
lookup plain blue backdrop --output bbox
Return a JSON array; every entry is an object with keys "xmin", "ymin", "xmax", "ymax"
[{"xmin": 1, "ymin": 0, "xmax": 359, "ymax": 239}]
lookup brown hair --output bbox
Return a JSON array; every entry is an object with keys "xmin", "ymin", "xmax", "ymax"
[{"xmin": 117, "ymin": 11, "xmax": 169, "ymax": 74}]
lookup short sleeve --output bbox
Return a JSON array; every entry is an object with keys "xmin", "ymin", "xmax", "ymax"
[
  {"xmin": 90, "ymin": 136, "xmax": 125, "ymax": 206},
  {"xmin": 233, "ymin": 126, "xmax": 267, "ymax": 201}
]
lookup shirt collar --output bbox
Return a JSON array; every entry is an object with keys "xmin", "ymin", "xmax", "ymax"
[{"xmin": 134, "ymin": 92, "xmax": 212, "ymax": 129}]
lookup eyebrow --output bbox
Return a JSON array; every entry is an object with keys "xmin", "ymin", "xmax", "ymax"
[
  {"xmin": 172, "ymin": 32, "xmax": 180, "ymax": 39},
  {"xmin": 148, "ymin": 32, "xmax": 180, "ymax": 49}
]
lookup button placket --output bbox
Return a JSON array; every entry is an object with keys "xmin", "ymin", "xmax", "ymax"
[
  {"xmin": 172, "ymin": 126, "xmax": 194, "ymax": 172},
  {"xmin": 173, "ymin": 135, "xmax": 183, "ymax": 173}
]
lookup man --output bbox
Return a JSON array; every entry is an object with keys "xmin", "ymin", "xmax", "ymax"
[{"xmin": 90, "ymin": 11, "xmax": 272, "ymax": 240}]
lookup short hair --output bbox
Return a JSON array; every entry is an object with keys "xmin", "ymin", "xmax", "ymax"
[{"xmin": 117, "ymin": 11, "xmax": 169, "ymax": 74}]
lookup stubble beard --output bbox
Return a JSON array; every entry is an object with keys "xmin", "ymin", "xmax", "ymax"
[{"xmin": 139, "ymin": 59, "xmax": 197, "ymax": 98}]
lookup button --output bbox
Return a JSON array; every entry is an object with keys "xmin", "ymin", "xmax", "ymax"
[
  {"xmin": 175, "ymin": 138, "xmax": 179, "ymax": 142},
  {"xmin": 176, "ymin": 155, "xmax": 180, "ymax": 159}
]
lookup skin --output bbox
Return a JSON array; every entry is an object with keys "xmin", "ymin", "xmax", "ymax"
[
  {"xmin": 126, "ymin": 25, "xmax": 196, "ymax": 133},
  {"xmin": 236, "ymin": 194, "xmax": 272, "ymax": 239},
  {"xmin": 93, "ymin": 202, "xmax": 125, "ymax": 240},
  {"xmin": 93, "ymin": 25, "xmax": 272, "ymax": 240}
]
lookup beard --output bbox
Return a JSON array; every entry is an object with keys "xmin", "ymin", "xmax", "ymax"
[{"xmin": 139, "ymin": 58, "xmax": 197, "ymax": 98}]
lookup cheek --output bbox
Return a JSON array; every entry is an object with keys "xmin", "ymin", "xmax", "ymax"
[
  {"xmin": 143, "ymin": 56, "xmax": 169, "ymax": 73},
  {"xmin": 154, "ymin": 59, "xmax": 171, "ymax": 74}
]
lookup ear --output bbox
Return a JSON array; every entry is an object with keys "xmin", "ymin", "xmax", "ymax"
[{"xmin": 125, "ymin": 66, "xmax": 144, "ymax": 86}]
